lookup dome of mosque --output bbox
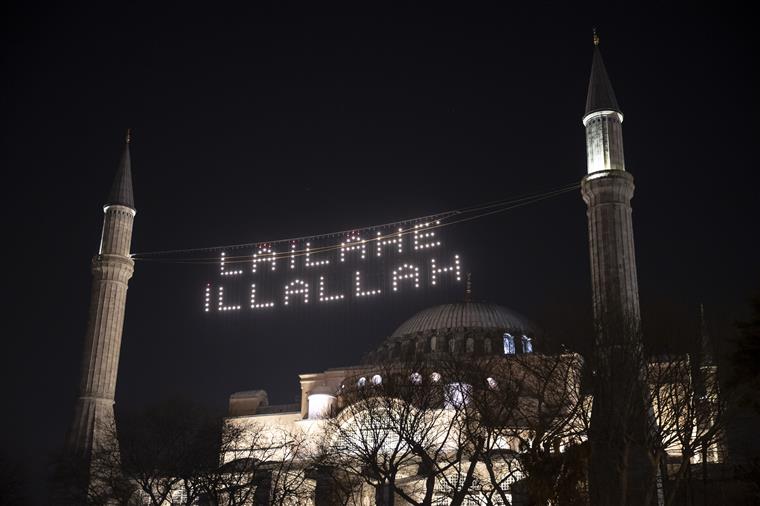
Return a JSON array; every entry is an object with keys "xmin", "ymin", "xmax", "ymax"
[
  {"xmin": 390, "ymin": 302, "xmax": 535, "ymax": 338},
  {"xmin": 365, "ymin": 302, "xmax": 538, "ymax": 363}
]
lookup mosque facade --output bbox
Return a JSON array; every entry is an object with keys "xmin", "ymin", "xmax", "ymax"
[{"xmin": 66, "ymin": 37, "xmax": 724, "ymax": 506}]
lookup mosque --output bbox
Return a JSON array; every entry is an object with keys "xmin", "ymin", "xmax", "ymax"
[{"xmin": 66, "ymin": 35, "xmax": 724, "ymax": 505}]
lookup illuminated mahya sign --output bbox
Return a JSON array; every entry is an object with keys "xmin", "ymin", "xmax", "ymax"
[{"xmin": 204, "ymin": 220, "xmax": 462, "ymax": 312}]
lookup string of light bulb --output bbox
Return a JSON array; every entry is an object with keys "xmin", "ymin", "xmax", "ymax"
[{"xmin": 131, "ymin": 181, "xmax": 580, "ymax": 264}]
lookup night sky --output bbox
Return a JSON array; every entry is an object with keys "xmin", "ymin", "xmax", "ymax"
[{"xmin": 2, "ymin": 1, "xmax": 757, "ymax": 499}]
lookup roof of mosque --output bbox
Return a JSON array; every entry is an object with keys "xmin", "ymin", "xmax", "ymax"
[{"xmin": 390, "ymin": 301, "xmax": 536, "ymax": 338}]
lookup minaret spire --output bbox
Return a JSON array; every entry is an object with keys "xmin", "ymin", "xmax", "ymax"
[
  {"xmin": 106, "ymin": 129, "xmax": 135, "ymax": 210},
  {"xmin": 700, "ymin": 304, "xmax": 715, "ymax": 366},
  {"xmin": 67, "ymin": 134, "xmax": 137, "ymax": 473},
  {"xmin": 585, "ymin": 30, "xmax": 621, "ymax": 119}
]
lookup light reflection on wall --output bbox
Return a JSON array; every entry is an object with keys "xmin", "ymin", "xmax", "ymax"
[{"xmin": 307, "ymin": 394, "xmax": 335, "ymax": 420}]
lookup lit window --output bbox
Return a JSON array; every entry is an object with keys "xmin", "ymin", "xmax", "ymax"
[
  {"xmin": 371, "ymin": 374, "xmax": 382, "ymax": 385},
  {"xmin": 486, "ymin": 377, "xmax": 498, "ymax": 390},
  {"xmin": 522, "ymin": 335, "xmax": 533, "ymax": 353},
  {"xmin": 445, "ymin": 383, "xmax": 472, "ymax": 409},
  {"xmin": 503, "ymin": 333, "xmax": 515, "ymax": 355},
  {"xmin": 357, "ymin": 377, "xmax": 367, "ymax": 387},
  {"xmin": 431, "ymin": 372, "xmax": 441, "ymax": 383},
  {"xmin": 410, "ymin": 372, "xmax": 422, "ymax": 385}
]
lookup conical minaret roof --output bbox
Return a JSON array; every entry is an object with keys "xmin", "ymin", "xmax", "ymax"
[
  {"xmin": 105, "ymin": 131, "xmax": 135, "ymax": 209},
  {"xmin": 700, "ymin": 304, "xmax": 715, "ymax": 366},
  {"xmin": 584, "ymin": 33, "xmax": 622, "ymax": 117}
]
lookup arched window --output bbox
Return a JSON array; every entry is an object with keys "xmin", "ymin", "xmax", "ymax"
[
  {"xmin": 445, "ymin": 383, "xmax": 472, "ymax": 409},
  {"xmin": 357, "ymin": 377, "xmax": 367, "ymax": 387},
  {"xmin": 410, "ymin": 372, "xmax": 422, "ymax": 385},
  {"xmin": 486, "ymin": 377, "xmax": 498, "ymax": 390},
  {"xmin": 371, "ymin": 374, "xmax": 382, "ymax": 385},
  {"xmin": 430, "ymin": 336, "xmax": 437, "ymax": 352},
  {"xmin": 484, "ymin": 338, "xmax": 492, "ymax": 354},
  {"xmin": 449, "ymin": 338, "xmax": 456, "ymax": 353},
  {"xmin": 521, "ymin": 335, "xmax": 533, "ymax": 353},
  {"xmin": 466, "ymin": 338, "xmax": 475, "ymax": 353},
  {"xmin": 431, "ymin": 372, "xmax": 441, "ymax": 383},
  {"xmin": 503, "ymin": 333, "xmax": 515, "ymax": 355}
]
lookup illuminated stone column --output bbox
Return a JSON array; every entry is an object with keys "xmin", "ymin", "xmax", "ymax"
[
  {"xmin": 68, "ymin": 136, "xmax": 135, "ymax": 461},
  {"xmin": 581, "ymin": 34, "xmax": 640, "ymax": 339},
  {"xmin": 580, "ymin": 36, "xmax": 652, "ymax": 505},
  {"xmin": 581, "ymin": 170, "xmax": 640, "ymax": 343}
]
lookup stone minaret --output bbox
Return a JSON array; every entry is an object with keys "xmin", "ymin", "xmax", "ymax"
[
  {"xmin": 580, "ymin": 35, "xmax": 652, "ymax": 505},
  {"xmin": 67, "ymin": 133, "xmax": 136, "ymax": 460},
  {"xmin": 581, "ymin": 32, "xmax": 640, "ymax": 344}
]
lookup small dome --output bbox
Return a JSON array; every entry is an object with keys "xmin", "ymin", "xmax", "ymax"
[{"xmin": 390, "ymin": 302, "xmax": 535, "ymax": 338}]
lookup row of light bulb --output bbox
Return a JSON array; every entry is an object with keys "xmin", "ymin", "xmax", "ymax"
[
  {"xmin": 430, "ymin": 255, "xmax": 461, "ymax": 285},
  {"xmin": 215, "ymin": 286, "xmax": 241, "ymax": 311},
  {"xmin": 207, "ymin": 256, "xmax": 461, "ymax": 311},
  {"xmin": 220, "ymin": 252, "xmax": 243, "ymax": 276},
  {"xmin": 413, "ymin": 222, "xmax": 441, "ymax": 250},
  {"xmin": 353, "ymin": 372, "xmax": 498, "ymax": 390},
  {"xmin": 340, "ymin": 235, "xmax": 367, "ymax": 262},
  {"xmin": 284, "ymin": 279, "xmax": 309, "ymax": 305},
  {"xmin": 220, "ymin": 221, "xmax": 444, "ymax": 276},
  {"xmin": 391, "ymin": 264, "xmax": 420, "ymax": 292}
]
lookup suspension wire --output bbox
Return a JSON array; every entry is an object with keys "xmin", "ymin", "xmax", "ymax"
[{"xmin": 131, "ymin": 181, "xmax": 580, "ymax": 264}]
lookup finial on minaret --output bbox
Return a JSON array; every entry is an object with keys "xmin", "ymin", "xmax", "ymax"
[
  {"xmin": 593, "ymin": 28, "xmax": 600, "ymax": 46},
  {"xmin": 126, "ymin": 128, "xmax": 131, "ymax": 144},
  {"xmin": 464, "ymin": 272, "xmax": 473, "ymax": 303}
]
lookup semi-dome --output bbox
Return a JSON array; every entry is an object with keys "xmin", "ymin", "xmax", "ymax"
[
  {"xmin": 365, "ymin": 302, "xmax": 538, "ymax": 363},
  {"xmin": 391, "ymin": 302, "xmax": 535, "ymax": 338}
]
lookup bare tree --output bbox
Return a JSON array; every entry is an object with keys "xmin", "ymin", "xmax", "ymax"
[
  {"xmin": 195, "ymin": 419, "xmax": 287, "ymax": 506},
  {"xmin": 320, "ymin": 360, "xmax": 477, "ymax": 506},
  {"xmin": 452, "ymin": 352, "xmax": 589, "ymax": 506},
  {"xmin": 305, "ymin": 450, "xmax": 365, "ymax": 506},
  {"xmin": 265, "ymin": 429, "xmax": 313, "ymax": 506},
  {"xmin": 585, "ymin": 304, "xmax": 735, "ymax": 506},
  {"xmin": 641, "ymin": 354, "xmax": 728, "ymax": 506},
  {"xmin": 109, "ymin": 399, "xmax": 223, "ymax": 505},
  {"xmin": 586, "ymin": 308, "xmax": 659, "ymax": 506},
  {"xmin": 318, "ymin": 353, "xmax": 590, "ymax": 506},
  {"xmin": 50, "ymin": 419, "xmax": 135, "ymax": 506},
  {"xmin": 728, "ymin": 294, "xmax": 760, "ymax": 415},
  {"xmin": 54, "ymin": 399, "xmax": 312, "ymax": 505}
]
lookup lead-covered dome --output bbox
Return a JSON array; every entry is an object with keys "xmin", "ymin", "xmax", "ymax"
[
  {"xmin": 390, "ymin": 302, "xmax": 535, "ymax": 338},
  {"xmin": 365, "ymin": 302, "xmax": 538, "ymax": 363}
]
